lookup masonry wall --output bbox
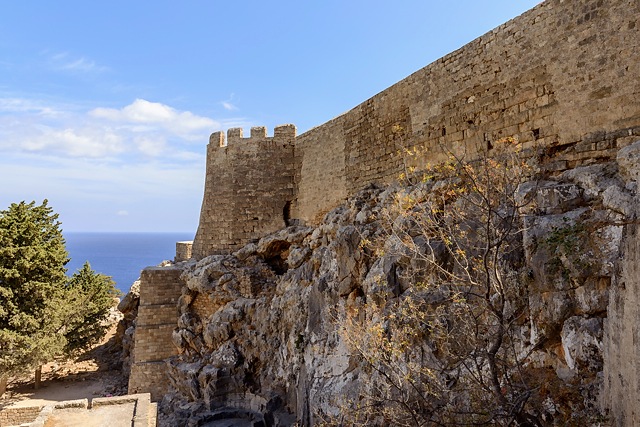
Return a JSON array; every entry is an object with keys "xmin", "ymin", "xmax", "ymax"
[
  {"xmin": 193, "ymin": 125, "xmax": 297, "ymax": 259},
  {"xmin": 192, "ymin": 0, "xmax": 640, "ymax": 249},
  {"xmin": 128, "ymin": 266, "xmax": 183, "ymax": 401},
  {"xmin": 292, "ymin": 0, "xmax": 640, "ymax": 223},
  {"xmin": 175, "ymin": 241, "xmax": 193, "ymax": 262},
  {"xmin": 0, "ymin": 405, "xmax": 42, "ymax": 427}
]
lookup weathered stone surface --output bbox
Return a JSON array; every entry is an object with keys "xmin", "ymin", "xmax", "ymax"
[
  {"xmin": 617, "ymin": 140, "xmax": 640, "ymax": 185},
  {"xmin": 602, "ymin": 223, "xmax": 640, "ymax": 426},
  {"xmin": 127, "ymin": 266, "xmax": 184, "ymax": 400},
  {"xmin": 192, "ymin": 126, "xmax": 297, "ymax": 258},
  {"xmin": 159, "ymin": 153, "xmax": 640, "ymax": 424},
  {"xmin": 189, "ymin": 0, "xmax": 640, "ymax": 255},
  {"xmin": 117, "ymin": 280, "xmax": 140, "ymax": 314},
  {"xmin": 115, "ymin": 280, "xmax": 141, "ymax": 379},
  {"xmin": 561, "ymin": 316, "xmax": 604, "ymax": 372}
]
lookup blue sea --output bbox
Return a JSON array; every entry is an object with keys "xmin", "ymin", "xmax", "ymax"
[{"xmin": 64, "ymin": 232, "xmax": 194, "ymax": 294}]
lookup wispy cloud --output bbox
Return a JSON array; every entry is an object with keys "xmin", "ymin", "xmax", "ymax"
[
  {"xmin": 0, "ymin": 152, "xmax": 207, "ymax": 231},
  {"xmin": 0, "ymin": 97, "xmax": 63, "ymax": 116},
  {"xmin": 220, "ymin": 93, "xmax": 239, "ymax": 111},
  {"xmin": 0, "ymin": 97, "xmax": 248, "ymax": 159},
  {"xmin": 0, "ymin": 96, "xmax": 252, "ymax": 230},
  {"xmin": 48, "ymin": 52, "xmax": 109, "ymax": 74},
  {"xmin": 22, "ymin": 127, "xmax": 125, "ymax": 158},
  {"xmin": 222, "ymin": 101, "xmax": 238, "ymax": 111}
]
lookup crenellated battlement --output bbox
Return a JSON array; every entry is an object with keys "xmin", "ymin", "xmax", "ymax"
[
  {"xmin": 209, "ymin": 130, "xmax": 225, "ymax": 147},
  {"xmin": 194, "ymin": 124, "xmax": 298, "ymax": 258},
  {"xmin": 210, "ymin": 124, "xmax": 297, "ymax": 148}
]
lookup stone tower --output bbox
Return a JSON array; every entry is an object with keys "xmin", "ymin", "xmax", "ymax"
[{"xmin": 192, "ymin": 125, "xmax": 297, "ymax": 259}]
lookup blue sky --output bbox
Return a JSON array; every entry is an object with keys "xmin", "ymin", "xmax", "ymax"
[{"xmin": 0, "ymin": 1, "xmax": 540, "ymax": 233}]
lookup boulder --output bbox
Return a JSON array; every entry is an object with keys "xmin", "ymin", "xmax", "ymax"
[{"xmin": 117, "ymin": 280, "xmax": 140, "ymax": 314}]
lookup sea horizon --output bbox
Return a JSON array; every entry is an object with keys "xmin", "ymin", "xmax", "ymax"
[{"xmin": 64, "ymin": 231, "xmax": 194, "ymax": 295}]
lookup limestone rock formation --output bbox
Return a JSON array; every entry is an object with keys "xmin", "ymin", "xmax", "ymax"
[
  {"xmin": 155, "ymin": 142, "xmax": 640, "ymax": 426},
  {"xmin": 116, "ymin": 280, "xmax": 140, "ymax": 379}
]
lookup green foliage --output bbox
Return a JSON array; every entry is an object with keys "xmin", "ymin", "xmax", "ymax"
[
  {"xmin": 543, "ymin": 218, "xmax": 591, "ymax": 278},
  {"xmin": 0, "ymin": 200, "xmax": 69, "ymax": 377},
  {"xmin": 0, "ymin": 200, "xmax": 118, "ymax": 381},
  {"xmin": 544, "ymin": 219, "xmax": 587, "ymax": 254},
  {"xmin": 64, "ymin": 262, "xmax": 118, "ymax": 355}
]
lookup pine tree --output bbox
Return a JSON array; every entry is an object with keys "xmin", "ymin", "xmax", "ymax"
[
  {"xmin": 0, "ymin": 200, "xmax": 69, "ymax": 392},
  {"xmin": 64, "ymin": 262, "xmax": 118, "ymax": 355}
]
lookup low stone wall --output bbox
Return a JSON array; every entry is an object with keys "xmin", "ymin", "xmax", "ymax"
[
  {"xmin": 128, "ymin": 266, "xmax": 183, "ymax": 401},
  {"xmin": 175, "ymin": 241, "xmax": 193, "ymax": 263},
  {"xmin": 0, "ymin": 405, "xmax": 42, "ymax": 427},
  {"xmin": 3, "ymin": 394, "xmax": 158, "ymax": 427}
]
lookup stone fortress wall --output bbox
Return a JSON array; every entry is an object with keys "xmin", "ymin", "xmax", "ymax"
[
  {"xmin": 129, "ymin": 0, "xmax": 640, "ymax": 421},
  {"xmin": 192, "ymin": 0, "xmax": 639, "ymax": 254},
  {"xmin": 292, "ymin": 0, "xmax": 639, "ymax": 226},
  {"xmin": 192, "ymin": 125, "xmax": 297, "ymax": 258}
]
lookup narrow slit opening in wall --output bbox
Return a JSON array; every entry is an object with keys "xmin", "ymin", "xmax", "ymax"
[
  {"xmin": 283, "ymin": 201, "xmax": 292, "ymax": 226},
  {"xmin": 532, "ymin": 128, "xmax": 541, "ymax": 140}
]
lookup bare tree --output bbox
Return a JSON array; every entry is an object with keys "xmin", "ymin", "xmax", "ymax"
[{"xmin": 334, "ymin": 141, "xmax": 544, "ymax": 426}]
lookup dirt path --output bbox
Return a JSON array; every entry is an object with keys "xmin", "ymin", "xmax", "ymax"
[
  {"xmin": 6, "ymin": 371, "xmax": 125, "ymax": 409},
  {"xmin": 43, "ymin": 403, "xmax": 136, "ymax": 427},
  {"xmin": 0, "ymin": 325, "xmax": 128, "ymax": 411}
]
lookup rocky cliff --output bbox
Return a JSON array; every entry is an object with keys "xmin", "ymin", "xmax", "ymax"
[{"xmin": 153, "ymin": 140, "xmax": 640, "ymax": 426}]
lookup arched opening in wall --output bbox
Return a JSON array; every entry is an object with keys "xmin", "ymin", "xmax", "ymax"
[{"xmin": 283, "ymin": 201, "xmax": 292, "ymax": 226}]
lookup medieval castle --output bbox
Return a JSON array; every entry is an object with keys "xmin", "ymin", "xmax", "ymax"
[{"xmin": 128, "ymin": 0, "xmax": 640, "ymax": 424}]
